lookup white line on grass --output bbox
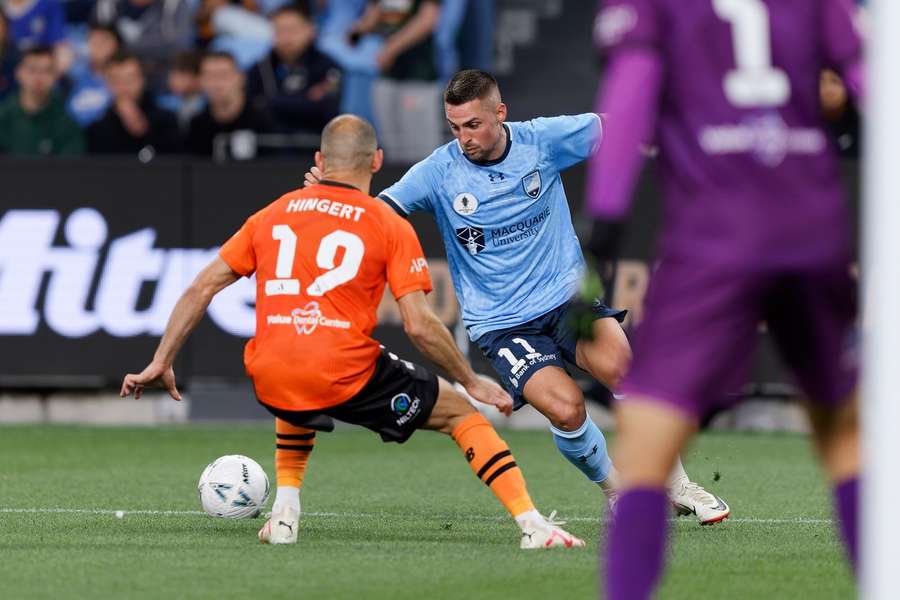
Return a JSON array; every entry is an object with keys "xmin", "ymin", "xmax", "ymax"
[{"xmin": 0, "ymin": 507, "xmax": 833, "ymax": 524}]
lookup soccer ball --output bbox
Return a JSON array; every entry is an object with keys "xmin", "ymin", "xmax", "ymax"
[{"xmin": 197, "ymin": 455, "xmax": 270, "ymax": 518}]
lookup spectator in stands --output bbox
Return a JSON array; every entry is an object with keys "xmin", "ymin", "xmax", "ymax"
[
  {"xmin": 820, "ymin": 68, "xmax": 860, "ymax": 158},
  {"xmin": 66, "ymin": 24, "xmax": 120, "ymax": 126},
  {"xmin": 0, "ymin": 12, "xmax": 19, "ymax": 100},
  {"xmin": 187, "ymin": 50, "xmax": 273, "ymax": 159},
  {"xmin": 247, "ymin": 4, "xmax": 339, "ymax": 135},
  {"xmin": 158, "ymin": 51, "xmax": 205, "ymax": 132},
  {"xmin": 353, "ymin": 0, "xmax": 440, "ymax": 82},
  {"xmin": 196, "ymin": 0, "xmax": 261, "ymax": 48},
  {"xmin": 2, "ymin": 0, "xmax": 73, "ymax": 72},
  {"xmin": 195, "ymin": 0, "xmax": 272, "ymax": 69},
  {"xmin": 0, "ymin": 45, "xmax": 84, "ymax": 154},
  {"xmin": 87, "ymin": 50, "xmax": 179, "ymax": 156},
  {"xmin": 92, "ymin": 0, "xmax": 194, "ymax": 90},
  {"xmin": 356, "ymin": 0, "xmax": 442, "ymax": 164}
]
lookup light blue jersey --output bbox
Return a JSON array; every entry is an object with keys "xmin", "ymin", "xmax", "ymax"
[{"xmin": 379, "ymin": 114, "xmax": 602, "ymax": 340}]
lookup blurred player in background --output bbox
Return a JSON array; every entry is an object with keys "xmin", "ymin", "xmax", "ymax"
[
  {"xmin": 586, "ymin": 0, "xmax": 864, "ymax": 597},
  {"xmin": 307, "ymin": 69, "xmax": 729, "ymax": 523},
  {"xmin": 121, "ymin": 114, "xmax": 584, "ymax": 550}
]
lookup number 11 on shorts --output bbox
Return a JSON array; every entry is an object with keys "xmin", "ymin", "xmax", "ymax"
[{"xmin": 498, "ymin": 338, "xmax": 542, "ymax": 377}]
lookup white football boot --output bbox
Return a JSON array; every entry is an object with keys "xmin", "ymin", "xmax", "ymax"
[
  {"xmin": 668, "ymin": 477, "xmax": 730, "ymax": 525},
  {"xmin": 519, "ymin": 511, "xmax": 586, "ymax": 550},
  {"xmin": 258, "ymin": 505, "xmax": 300, "ymax": 544}
]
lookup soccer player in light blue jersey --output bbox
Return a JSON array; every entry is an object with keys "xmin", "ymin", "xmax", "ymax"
[{"xmin": 307, "ymin": 70, "xmax": 728, "ymax": 522}]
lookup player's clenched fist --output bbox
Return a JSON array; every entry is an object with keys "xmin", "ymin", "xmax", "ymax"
[{"xmin": 463, "ymin": 375, "xmax": 513, "ymax": 416}]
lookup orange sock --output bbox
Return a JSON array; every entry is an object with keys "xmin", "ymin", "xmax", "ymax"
[
  {"xmin": 451, "ymin": 413, "xmax": 536, "ymax": 517},
  {"xmin": 275, "ymin": 418, "xmax": 316, "ymax": 488}
]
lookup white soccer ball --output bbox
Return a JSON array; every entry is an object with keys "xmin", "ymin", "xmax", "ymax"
[{"xmin": 197, "ymin": 455, "xmax": 270, "ymax": 519}]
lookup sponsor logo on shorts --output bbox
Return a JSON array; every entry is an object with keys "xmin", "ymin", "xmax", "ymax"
[
  {"xmin": 453, "ymin": 192, "xmax": 479, "ymax": 216},
  {"xmin": 390, "ymin": 393, "xmax": 421, "ymax": 427},
  {"xmin": 456, "ymin": 227, "xmax": 485, "ymax": 256},
  {"xmin": 265, "ymin": 301, "xmax": 351, "ymax": 335},
  {"xmin": 501, "ymin": 344, "xmax": 558, "ymax": 389}
]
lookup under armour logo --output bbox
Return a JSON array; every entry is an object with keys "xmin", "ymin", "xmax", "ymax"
[
  {"xmin": 578, "ymin": 444, "xmax": 599, "ymax": 463},
  {"xmin": 488, "ymin": 172, "xmax": 505, "ymax": 183}
]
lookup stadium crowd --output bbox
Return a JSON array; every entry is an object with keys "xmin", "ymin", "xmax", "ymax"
[{"xmin": 0, "ymin": 0, "xmax": 493, "ymax": 160}]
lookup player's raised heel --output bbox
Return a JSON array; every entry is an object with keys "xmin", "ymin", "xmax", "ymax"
[
  {"xmin": 668, "ymin": 478, "xmax": 730, "ymax": 525},
  {"xmin": 258, "ymin": 506, "xmax": 300, "ymax": 544},
  {"xmin": 519, "ymin": 511, "xmax": 586, "ymax": 550}
]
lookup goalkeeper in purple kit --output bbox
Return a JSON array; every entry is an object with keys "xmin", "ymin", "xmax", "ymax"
[{"xmin": 584, "ymin": 0, "xmax": 864, "ymax": 597}]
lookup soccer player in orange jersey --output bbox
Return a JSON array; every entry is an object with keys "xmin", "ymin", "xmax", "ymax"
[{"xmin": 121, "ymin": 115, "xmax": 583, "ymax": 549}]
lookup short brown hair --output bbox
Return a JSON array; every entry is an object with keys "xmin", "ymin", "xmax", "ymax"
[
  {"xmin": 171, "ymin": 51, "xmax": 201, "ymax": 75},
  {"xmin": 270, "ymin": 4, "xmax": 311, "ymax": 21},
  {"xmin": 20, "ymin": 45, "xmax": 54, "ymax": 62},
  {"xmin": 106, "ymin": 49, "xmax": 141, "ymax": 70},
  {"xmin": 201, "ymin": 50, "xmax": 239, "ymax": 69},
  {"xmin": 444, "ymin": 69, "xmax": 499, "ymax": 105}
]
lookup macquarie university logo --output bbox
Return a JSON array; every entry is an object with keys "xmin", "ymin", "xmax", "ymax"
[{"xmin": 455, "ymin": 227, "xmax": 485, "ymax": 256}]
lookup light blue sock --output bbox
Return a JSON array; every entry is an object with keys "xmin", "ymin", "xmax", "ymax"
[{"xmin": 550, "ymin": 416, "xmax": 613, "ymax": 483}]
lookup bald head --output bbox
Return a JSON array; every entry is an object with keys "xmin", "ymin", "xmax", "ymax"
[{"xmin": 319, "ymin": 115, "xmax": 378, "ymax": 173}]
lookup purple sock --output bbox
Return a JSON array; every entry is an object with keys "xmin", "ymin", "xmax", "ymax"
[
  {"xmin": 834, "ymin": 477, "xmax": 858, "ymax": 572},
  {"xmin": 605, "ymin": 487, "xmax": 668, "ymax": 600}
]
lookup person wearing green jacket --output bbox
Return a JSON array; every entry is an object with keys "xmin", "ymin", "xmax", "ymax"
[{"xmin": 0, "ymin": 45, "xmax": 84, "ymax": 155}]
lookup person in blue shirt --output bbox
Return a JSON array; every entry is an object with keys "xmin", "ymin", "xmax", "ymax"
[
  {"xmin": 66, "ymin": 24, "xmax": 119, "ymax": 126},
  {"xmin": 307, "ymin": 70, "xmax": 729, "ymax": 522},
  {"xmin": 2, "ymin": 0, "xmax": 72, "ymax": 72}
]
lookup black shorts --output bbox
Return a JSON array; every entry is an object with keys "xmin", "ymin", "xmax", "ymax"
[
  {"xmin": 476, "ymin": 300, "xmax": 627, "ymax": 409},
  {"xmin": 260, "ymin": 349, "xmax": 440, "ymax": 444}
]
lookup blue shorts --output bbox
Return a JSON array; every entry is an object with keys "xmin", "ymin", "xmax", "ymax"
[{"xmin": 475, "ymin": 301, "xmax": 627, "ymax": 410}]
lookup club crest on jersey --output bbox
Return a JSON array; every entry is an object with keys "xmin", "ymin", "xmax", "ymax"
[
  {"xmin": 455, "ymin": 227, "xmax": 485, "ymax": 256},
  {"xmin": 453, "ymin": 192, "xmax": 479, "ymax": 215},
  {"xmin": 522, "ymin": 171, "xmax": 542, "ymax": 198}
]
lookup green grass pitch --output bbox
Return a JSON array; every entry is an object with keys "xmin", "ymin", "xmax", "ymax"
[{"xmin": 0, "ymin": 425, "xmax": 854, "ymax": 599}]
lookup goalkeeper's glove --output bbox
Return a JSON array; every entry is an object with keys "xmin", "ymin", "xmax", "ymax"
[{"xmin": 571, "ymin": 219, "xmax": 624, "ymax": 340}]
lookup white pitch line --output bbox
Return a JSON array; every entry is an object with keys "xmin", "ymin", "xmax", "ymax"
[{"xmin": 0, "ymin": 507, "xmax": 833, "ymax": 524}]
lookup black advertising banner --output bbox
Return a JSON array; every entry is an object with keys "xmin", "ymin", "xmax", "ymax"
[
  {"xmin": 0, "ymin": 158, "xmax": 859, "ymax": 392},
  {"xmin": 0, "ymin": 159, "xmax": 457, "ymax": 386},
  {"xmin": 0, "ymin": 160, "xmax": 186, "ymax": 385}
]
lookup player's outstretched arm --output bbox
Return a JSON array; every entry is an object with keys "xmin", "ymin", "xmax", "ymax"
[
  {"xmin": 586, "ymin": 48, "xmax": 663, "ymax": 221},
  {"xmin": 120, "ymin": 256, "xmax": 240, "ymax": 401},
  {"xmin": 397, "ymin": 291, "xmax": 513, "ymax": 416}
]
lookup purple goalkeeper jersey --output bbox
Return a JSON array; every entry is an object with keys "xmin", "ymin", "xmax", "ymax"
[{"xmin": 588, "ymin": 0, "xmax": 864, "ymax": 268}]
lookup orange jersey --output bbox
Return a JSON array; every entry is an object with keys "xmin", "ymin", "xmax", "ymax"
[{"xmin": 219, "ymin": 181, "xmax": 432, "ymax": 411}]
